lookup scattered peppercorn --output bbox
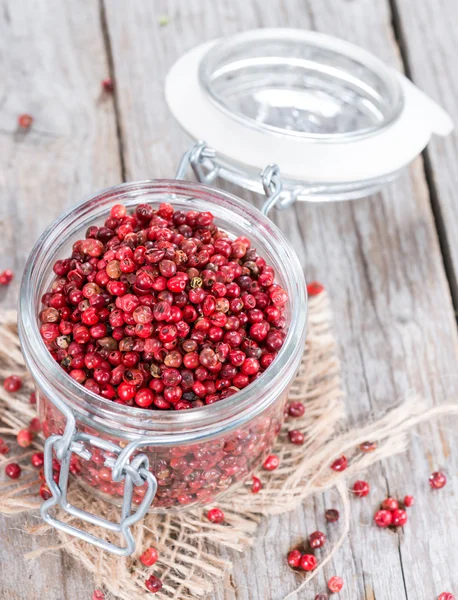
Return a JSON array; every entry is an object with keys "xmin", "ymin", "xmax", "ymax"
[
  {"xmin": 352, "ymin": 480, "xmax": 370, "ymax": 498},
  {"xmin": 288, "ymin": 430, "xmax": 304, "ymax": 445},
  {"xmin": 404, "ymin": 495, "xmax": 415, "ymax": 507},
  {"xmin": 251, "ymin": 476, "xmax": 262, "ymax": 493},
  {"xmin": 0, "ymin": 269, "xmax": 14, "ymax": 285},
  {"xmin": 140, "ymin": 547, "xmax": 159, "ymax": 567},
  {"xmin": 29, "ymin": 417, "xmax": 41, "ymax": 433},
  {"xmin": 309, "ymin": 531, "xmax": 326, "ymax": 549},
  {"xmin": 330, "ymin": 455, "xmax": 348, "ymax": 472},
  {"xmin": 381, "ymin": 497, "xmax": 398, "ymax": 511},
  {"xmin": 429, "ymin": 471, "xmax": 447, "ymax": 490},
  {"xmin": 5, "ymin": 463, "xmax": 21, "ymax": 480},
  {"xmin": 3, "ymin": 375, "xmax": 22, "ymax": 393},
  {"xmin": 315, "ymin": 595, "xmax": 328, "ymax": 600},
  {"xmin": 17, "ymin": 429, "xmax": 33, "ymax": 448},
  {"xmin": 306, "ymin": 281, "xmax": 324, "ymax": 296},
  {"xmin": 262, "ymin": 454, "xmax": 280, "ymax": 471},
  {"xmin": 39, "ymin": 482, "xmax": 52, "ymax": 500},
  {"xmin": 102, "ymin": 78, "xmax": 114, "ymax": 93},
  {"xmin": 287, "ymin": 549, "xmax": 302, "ymax": 568},
  {"xmin": 438, "ymin": 593, "xmax": 455, "ymax": 600},
  {"xmin": 92, "ymin": 591, "xmax": 105, "ymax": 600},
  {"xmin": 374, "ymin": 509, "xmax": 392, "ymax": 528},
  {"xmin": 207, "ymin": 508, "xmax": 224, "ymax": 524},
  {"xmin": 359, "ymin": 441, "xmax": 377, "ymax": 453},
  {"xmin": 31, "ymin": 452, "xmax": 45, "ymax": 468},
  {"xmin": 145, "ymin": 575, "xmax": 163, "ymax": 594},
  {"xmin": 325, "ymin": 509, "xmax": 340, "ymax": 522},
  {"xmin": 391, "ymin": 509, "xmax": 408, "ymax": 527},
  {"xmin": 287, "ymin": 402, "xmax": 305, "ymax": 418},
  {"xmin": 0, "ymin": 439, "xmax": 10, "ymax": 456},
  {"xmin": 300, "ymin": 553, "xmax": 318, "ymax": 571},
  {"xmin": 328, "ymin": 576, "xmax": 344, "ymax": 593},
  {"xmin": 18, "ymin": 114, "xmax": 33, "ymax": 129}
]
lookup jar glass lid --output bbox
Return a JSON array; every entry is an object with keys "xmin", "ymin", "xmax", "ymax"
[
  {"xmin": 166, "ymin": 29, "xmax": 453, "ymax": 201},
  {"xmin": 198, "ymin": 31, "xmax": 404, "ymax": 141}
]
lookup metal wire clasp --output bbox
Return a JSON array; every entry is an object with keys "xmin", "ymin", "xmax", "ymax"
[{"xmin": 41, "ymin": 393, "xmax": 156, "ymax": 556}]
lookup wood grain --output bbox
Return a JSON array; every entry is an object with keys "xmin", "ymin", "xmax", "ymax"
[
  {"xmin": 0, "ymin": 0, "xmax": 121, "ymax": 598},
  {"xmin": 1, "ymin": 0, "xmax": 458, "ymax": 599},
  {"xmin": 103, "ymin": 1, "xmax": 458, "ymax": 599}
]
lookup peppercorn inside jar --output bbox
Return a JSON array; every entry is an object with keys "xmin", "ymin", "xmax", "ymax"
[{"xmin": 19, "ymin": 179, "xmax": 307, "ymax": 511}]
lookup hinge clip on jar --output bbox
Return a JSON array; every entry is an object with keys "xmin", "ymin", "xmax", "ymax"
[{"xmin": 18, "ymin": 29, "xmax": 453, "ymax": 556}]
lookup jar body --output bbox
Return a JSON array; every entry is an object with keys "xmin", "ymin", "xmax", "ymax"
[
  {"xmin": 19, "ymin": 179, "xmax": 307, "ymax": 514},
  {"xmin": 39, "ymin": 386, "xmax": 288, "ymax": 509}
]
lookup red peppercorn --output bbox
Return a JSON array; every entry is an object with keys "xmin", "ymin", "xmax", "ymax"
[
  {"xmin": 325, "ymin": 509, "xmax": 339, "ymax": 522},
  {"xmin": 391, "ymin": 509, "xmax": 407, "ymax": 527},
  {"xmin": 288, "ymin": 402, "xmax": 305, "ymax": 418},
  {"xmin": 251, "ymin": 476, "xmax": 262, "ymax": 493},
  {"xmin": 438, "ymin": 593, "xmax": 455, "ymax": 600},
  {"xmin": 307, "ymin": 281, "xmax": 324, "ymax": 296},
  {"xmin": 262, "ymin": 455, "xmax": 279, "ymax": 471},
  {"xmin": 3, "ymin": 375, "xmax": 22, "ymax": 393},
  {"xmin": 309, "ymin": 531, "xmax": 326, "ymax": 549},
  {"xmin": 0, "ymin": 439, "xmax": 10, "ymax": 456},
  {"xmin": 140, "ymin": 547, "xmax": 159, "ymax": 567},
  {"xmin": 145, "ymin": 575, "xmax": 163, "ymax": 594},
  {"xmin": 18, "ymin": 114, "xmax": 33, "ymax": 129},
  {"xmin": 39, "ymin": 483, "xmax": 52, "ymax": 500},
  {"xmin": 429, "ymin": 471, "xmax": 447, "ymax": 489},
  {"xmin": 352, "ymin": 480, "xmax": 370, "ymax": 498},
  {"xmin": 359, "ymin": 440, "xmax": 377, "ymax": 453},
  {"xmin": 330, "ymin": 455, "xmax": 348, "ymax": 472},
  {"xmin": 92, "ymin": 591, "xmax": 105, "ymax": 600},
  {"xmin": 300, "ymin": 554, "xmax": 318, "ymax": 571},
  {"xmin": 374, "ymin": 509, "xmax": 393, "ymax": 528},
  {"xmin": 288, "ymin": 430, "xmax": 305, "ymax": 445},
  {"xmin": 315, "ymin": 595, "xmax": 328, "ymax": 600},
  {"xmin": 17, "ymin": 429, "xmax": 33, "ymax": 448},
  {"xmin": 5, "ymin": 463, "xmax": 21, "ymax": 479},
  {"xmin": 29, "ymin": 417, "xmax": 41, "ymax": 433},
  {"xmin": 287, "ymin": 549, "xmax": 302, "ymax": 568},
  {"xmin": 102, "ymin": 78, "xmax": 114, "ymax": 92},
  {"xmin": 0, "ymin": 269, "xmax": 14, "ymax": 285},
  {"xmin": 207, "ymin": 508, "xmax": 224, "ymax": 524},
  {"xmin": 31, "ymin": 452, "xmax": 45, "ymax": 468},
  {"xmin": 328, "ymin": 576, "xmax": 344, "ymax": 593},
  {"xmin": 404, "ymin": 495, "xmax": 415, "ymax": 507},
  {"xmin": 381, "ymin": 497, "xmax": 398, "ymax": 511}
]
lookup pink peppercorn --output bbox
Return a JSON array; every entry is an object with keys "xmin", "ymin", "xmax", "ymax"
[
  {"xmin": 374, "ymin": 509, "xmax": 392, "ymax": 528},
  {"xmin": 300, "ymin": 554, "xmax": 318, "ymax": 571},
  {"xmin": 391, "ymin": 509, "xmax": 408, "ymax": 527},
  {"xmin": 251, "ymin": 476, "xmax": 262, "ymax": 493},
  {"xmin": 330, "ymin": 455, "xmax": 348, "ymax": 472},
  {"xmin": 92, "ymin": 591, "xmax": 105, "ymax": 600},
  {"xmin": 18, "ymin": 114, "xmax": 33, "ymax": 129},
  {"xmin": 3, "ymin": 375, "xmax": 22, "ymax": 393},
  {"xmin": 438, "ymin": 594, "xmax": 455, "ymax": 600},
  {"xmin": 5, "ymin": 463, "xmax": 21, "ymax": 479},
  {"xmin": 31, "ymin": 452, "xmax": 45, "ymax": 468},
  {"xmin": 17, "ymin": 429, "xmax": 33, "ymax": 448},
  {"xmin": 288, "ymin": 430, "xmax": 304, "ymax": 445},
  {"xmin": 262, "ymin": 455, "xmax": 280, "ymax": 471},
  {"xmin": 145, "ymin": 575, "xmax": 163, "ymax": 594},
  {"xmin": 287, "ymin": 549, "xmax": 302, "ymax": 568},
  {"xmin": 309, "ymin": 531, "xmax": 326, "ymax": 549},
  {"xmin": 0, "ymin": 269, "xmax": 14, "ymax": 285},
  {"xmin": 352, "ymin": 480, "xmax": 370, "ymax": 497},
  {"xmin": 140, "ymin": 547, "xmax": 159, "ymax": 566},
  {"xmin": 430, "ymin": 471, "xmax": 447, "ymax": 489},
  {"xmin": 328, "ymin": 576, "xmax": 344, "ymax": 593},
  {"xmin": 307, "ymin": 281, "xmax": 324, "ymax": 296},
  {"xmin": 404, "ymin": 495, "xmax": 415, "ymax": 507},
  {"xmin": 325, "ymin": 509, "xmax": 339, "ymax": 522},
  {"xmin": 207, "ymin": 508, "xmax": 224, "ymax": 524},
  {"xmin": 381, "ymin": 497, "xmax": 398, "ymax": 511}
]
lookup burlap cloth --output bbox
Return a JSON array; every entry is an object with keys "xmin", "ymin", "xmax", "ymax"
[{"xmin": 0, "ymin": 290, "xmax": 455, "ymax": 600}]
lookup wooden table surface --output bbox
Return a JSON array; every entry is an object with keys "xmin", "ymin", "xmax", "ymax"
[{"xmin": 1, "ymin": 1, "xmax": 458, "ymax": 599}]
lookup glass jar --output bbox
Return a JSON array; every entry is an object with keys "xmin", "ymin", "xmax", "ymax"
[{"xmin": 18, "ymin": 179, "xmax": 307, "ymax": 554}]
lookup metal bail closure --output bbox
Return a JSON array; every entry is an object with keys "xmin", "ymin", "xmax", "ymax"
[{"xmin": 41, "ymin": 402, "xmax": 157, "ymax": 556}]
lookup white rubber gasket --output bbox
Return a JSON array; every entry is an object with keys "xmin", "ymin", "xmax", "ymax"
[{"xmin": 165, "ymin": 29, "xmax": 453, "ymax": 185}]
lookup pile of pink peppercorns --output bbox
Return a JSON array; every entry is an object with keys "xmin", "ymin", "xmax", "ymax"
[{"xmin": 38, "ymin": 202, "xmax": 288, "ymax": 409}]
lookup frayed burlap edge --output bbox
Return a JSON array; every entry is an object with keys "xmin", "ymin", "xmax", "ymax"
[{"xmin": 1, "ymin": 292, "xmax": 456, "ymax": 600}]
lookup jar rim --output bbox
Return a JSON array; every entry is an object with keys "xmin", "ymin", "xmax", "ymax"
[{"xmin": 19, "ymin": 179, "xmax": 307, "ymax": 441}]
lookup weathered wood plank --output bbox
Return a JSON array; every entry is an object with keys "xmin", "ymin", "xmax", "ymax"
[
  {"xmin": 104, "ymin": 1, "xmax": 458, "ymax": 599},
  {"xmin": 391, "ymin": 0, "xmax": 458, "ymax": 298},
  {"xmin": 0, "ymin": 0, "xmax": 122, "ymax": 598}
]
